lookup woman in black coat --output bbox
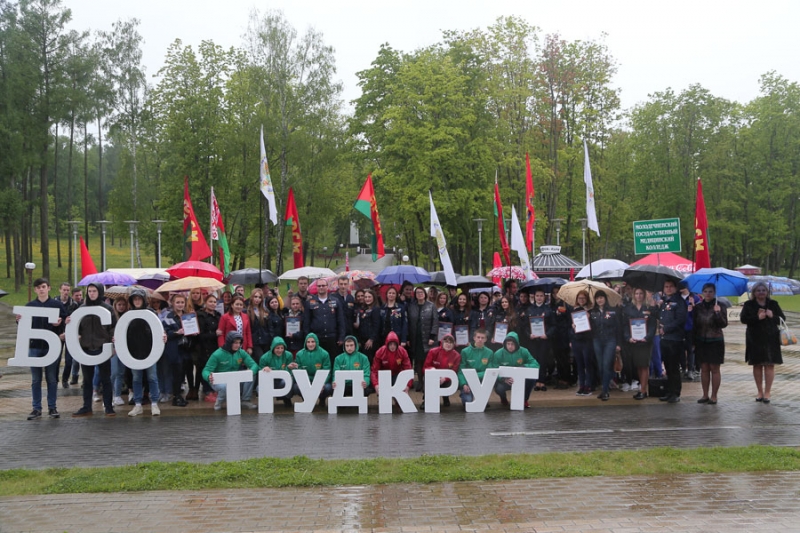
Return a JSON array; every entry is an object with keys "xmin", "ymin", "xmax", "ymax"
[{"xmin": 740, "ymin": 281, "xmax": 785, "ymax": 403}]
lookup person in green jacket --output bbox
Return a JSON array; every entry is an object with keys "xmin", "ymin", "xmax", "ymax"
[
  {"xmin": 458, "ymin": 328, "xmax": 495, "ymax": 405},
  {"xmin": 259, "ymin": 336, "xmax": 294, "ymax": 407},
  {"xmin": 287, "ymin": 332, "xmax": 332, "ymax": 403},
  {"xmin": 332, "ymin": 335, "xmax": 371, "ymax": 395},
  {"xmin": 202, "ymin": 331, "xmax": 260, "ymax": 411},
  {"xmin": 492, "ymin": 331, "xmax": 539, "ymax": 408}
]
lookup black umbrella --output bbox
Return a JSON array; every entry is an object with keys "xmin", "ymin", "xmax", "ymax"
[
  {"xmin": 428, "ymin": 271, "xmax": 461, "ymax": 287},
  {"xmin": 227, "ymin": 268, "xmax": 278, "ymax": 285},
  {"xmin": 519, "ymin": 277, "xmax": 567, "ymax": 294},
  {"xmin": 456, "ymin": 275, "xmax": 495, "ymax": 289},
  {"xmin": 622, "ymin": 264, "xmax": 685, "ymax": 292},
  {"xmin": 0, "ymin": 289, "xmax": 7, "ymax": 298}
]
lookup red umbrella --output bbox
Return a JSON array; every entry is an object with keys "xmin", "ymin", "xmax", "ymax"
[
  {"xmin": 166, "ymin": 261, "xmax": 224, "ymax": 281},
  {"xmin": 630, "ymin": 252, "xmax": 695, "ymax": 273}
]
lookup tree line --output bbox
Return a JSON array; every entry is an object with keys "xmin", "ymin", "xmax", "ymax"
[{"xmin": 2, "ymin": 1, "xmax": 799, "ymax": 292}]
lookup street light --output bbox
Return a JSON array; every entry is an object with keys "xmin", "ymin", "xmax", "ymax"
[
  {"xmin": 579, "ymin": 218, "xmax": 588, "ymax": 265},
  {"xmin": 553, "ymin": 219, "xmax": 564, "ymax": 246},
  {"xmin": 152, "ymin": 220, "xmax": 167, "ymax": 268},
  {"xmin": 25, "ymin": 262, "xmax": 35, "ymax": 301},
  {"xmin": 397, "ymin": 248, "xmax": 403, "ymax": 266},
  {"xmin": 96, "ymin": 220, "xmax": 111, "ymax": 271},
  {"xmin": 67, "ymin": 221, "xmax": 81, "ymax": 286},
  {"xmin": 124, "ymin": 221, "xmax": 139, "ymax": 268},
  {"xmin": 473, "ymin": 218, "xmax": 486, "ymax": 275}
]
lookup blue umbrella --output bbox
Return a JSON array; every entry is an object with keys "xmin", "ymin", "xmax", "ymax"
[
  {"xmin": 682, "ymin": 267, "xmax": 748, "ymax": 297},
  {"xmin": 78, "ymin": 272, "xmax": 138, "ymax": 287},
  {"xmin": 747, "ymin": 275, "xmax": 800, "ymax": 296},
  {"xmin": 519, "ymin": 277, "xmax": 567, "ymax": 294},
  {"xmin": 375, "ymin": 265, "xmax": 431, "ymax": 285}
]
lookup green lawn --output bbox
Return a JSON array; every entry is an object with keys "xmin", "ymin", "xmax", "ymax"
[
  {"xmin": 0, "ymin": 446, "xmax": 798, "ymax": 496},
  {"xmin": 773, "ymin": 295, "xmax": 800, "ymax": 313}
]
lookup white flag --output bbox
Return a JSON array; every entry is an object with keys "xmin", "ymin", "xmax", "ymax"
[
  {"xmin": 584, "ymin": 139, "xmax": 600, "ymax": 236},
  {"xmin": 429, "ymin": 192, "xmax": 458, "ymax": 287},
  {"xmin": 260, "ymin": 126, "xmax": 278, "ymax": 225},
  {"xmin": 510, "ymin": 205, "xmax": 533, "ymax": 281}
]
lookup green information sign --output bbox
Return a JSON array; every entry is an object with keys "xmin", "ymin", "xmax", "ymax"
[{"xmin": 632, "ymin": 218, "xmax": 682, "ymax": 255}]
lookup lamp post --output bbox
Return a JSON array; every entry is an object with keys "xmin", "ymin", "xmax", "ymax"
[
  {"xmin": 124, "ymin": 221, "xmax": 138, "ymax": 268},
  {"xmin": 473, "ymin": 218, "xmax": 486, "ymax": 275},
  {"xmin": 579, "ymin": 218, "xmax": 588, "ymax": 265},
  {"xmin": 397, "ymin": 248, "xmax": 403, "ymax": 266},
  {"xmin": 553, "ymin": 219, "xmax": 564, "ymax": 246},
  {"xmin": 25, "ymin": 262, "xmax": 35, "ymax": 301},
  {"xmin": 152, "ymin": 220, "xmax": 167, "ymax": 268},
  {"xmin": 96, "ymin": 220, "xmax": 111, "ymax": 272},
  {"xmin": 67, "ymin": 221, "xmax": 81, "ymax": 286}
]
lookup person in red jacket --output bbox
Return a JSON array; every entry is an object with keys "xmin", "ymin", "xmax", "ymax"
[
  {"xmin": 368, "ymin": 331, "xmax": 412, "ymax": 396},
  {"xmin": 216, "ymin": 295, "xmax": 253, "ymax": 355},
  {"xmin": 420, "ymin": 334, "xmax": 461, "ymax": 409}
]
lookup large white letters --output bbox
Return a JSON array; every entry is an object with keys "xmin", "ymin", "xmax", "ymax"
[
  {"xmin": 212, "ymin": 370, "xmax": 253, "ymax": 416},
  {"xmin": 292, "ymin": 370, "xmax": 330, "ymax": 413},
  {"xmin": 328, "ymin": 370, "xmax": 368, "ymax": 414},
  {"xmin": 65, "ymin": 306, "xmax": 114, "ymax": 365},
  {"xmin": 461, "ymin": 368, "xmax": 499, "ymax": 413},
  {"xmin": 498, "ymin": 366, "xmax": 539, "ymax": 411},
  {"xmin": 9, "ymin": 306, "xmax": 62, "ymax": 367},
  {"xmin": 257, "ymin": 370, "xmax": 293, "ymax": 414},
  {"xmin": 377, "ymin": 369, "xmax": 416, "ymax": 413},
  {"xmin": 113, "ymin": 311, "xmax": 165, "ymax": 370},
  {"xmin": 423, "ymin": 369, "xmax": 458, "ymax": 413}
]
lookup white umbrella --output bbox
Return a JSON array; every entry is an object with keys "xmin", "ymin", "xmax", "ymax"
[
  {"xmin": 278, "ymin": 266, "xmax": 337, "ymax": 281},
  {"xmin": 576, "ymin": 259, "xmax": 629, "ymax": 279}
]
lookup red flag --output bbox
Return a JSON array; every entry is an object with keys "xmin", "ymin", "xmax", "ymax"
[
  {"xmin": 491, "ymin": 252, "xmax": 502, "ymax": 286},
  {"xmin": 284, "ymin": 187, "xmax": 304, "ymax": 268},
  {"xmin": 525, "ymin": 153, "xmax": 535, "ymax": 252},
  {"xmin": 79, "ymin": 236, "xmax": 97, "ymax": 279},
  {"xmin": 694, "ymin": 178, "xmax": 711, "ymax": 269},
  {"xmin": 183, "ymin": 176, "xmax": 212, "ymax": 261},
  {"xmin": 353, "ymin": 174, "xmax": 385, "ymax": 261},
  {"xmin": 494, "ymin": 181, "xmax": 511, "ymax": 265}
]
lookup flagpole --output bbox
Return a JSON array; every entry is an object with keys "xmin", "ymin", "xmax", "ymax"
[
  {"xmin": 259, "ymin": 196, "xmax": 263, "ymax": 271},
  {"xmin": 209, "ymin": 187, "xmax": 214, "ymax": 265}
]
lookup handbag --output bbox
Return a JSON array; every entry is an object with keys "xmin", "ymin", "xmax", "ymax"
[
  {"xmin": 614, "ymin": 351, "xmax": 623, "ymax": 373},
  {"xmin": 779, "ymin": 318, "xmax": 797, "ymax": 346}
]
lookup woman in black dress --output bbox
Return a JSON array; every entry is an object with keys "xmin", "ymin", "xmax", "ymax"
[{"xmin": 740, "ymin": 281, "xmax": 784, "ymax": 403}]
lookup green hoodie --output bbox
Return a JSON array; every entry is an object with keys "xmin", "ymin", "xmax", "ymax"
[
  {"xmin": 202, "ymin": 343, "xmax": 259, "ymax": 382},
  {"xmin": 491, "ymin": 331, "xmax": 539, "ymax": 369},
  {"xmin": 457, "ymin": 343, "xmax": 495, "ymax": 387},
  {"xmin": 259, "ymin": 336, "xmax": 293, "ymax": 371},
  {"xmin": 332, "ymin": 335, "xmax": 371, "ymax": 386},
  {"xmin": 293, "ymin": 332, "xmax": 331, "ymax": 382}
]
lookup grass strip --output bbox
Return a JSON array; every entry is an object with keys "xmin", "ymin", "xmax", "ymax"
[{"xmin": 1, "ymin": 445, "xmax": 799, "ymax": 497}]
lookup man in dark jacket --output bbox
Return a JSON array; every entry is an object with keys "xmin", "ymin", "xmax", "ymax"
[
  {"xmin": 658, "ymin": 280, "xmax": 687, "ymax": 403},
  {"xmin": 57, "ymin": 282, "xmax": 80, "ymax": 388},
  {"xmin": 304, "ymin": 278, "xmax": 345, "ymax": 364},
  {"xmin": 126, "ymin": 288, "xmax": 162, "ymax": 417},
  {"xmin": 72, "ymin": 282, "xmax": 117, "ymax": 417}
]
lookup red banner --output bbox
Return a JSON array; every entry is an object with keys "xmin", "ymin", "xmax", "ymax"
[
  {"xmin": 183, "ymin": 176, "xmax": 211, "ymax": 261},
  {"xmin": 494, "ymin": 182, "xmax": 511, "ymax": 266},
  {"xmin": 694, "ymin": 179, "xmax": 711, "ymax": 270},
  {"xmin": 79, "ymin": 236, "xmax": 97, "ymax": 279},
  {"xmin": 284, "ymin": 187, "xmax": 304, "ymax": 268}
]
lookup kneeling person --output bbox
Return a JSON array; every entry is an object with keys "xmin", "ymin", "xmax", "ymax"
[
  {"xmin": 332, "ymin": 335, "xmax": 371, "ymax": 395},
  {"xmin": 203, "ymin": 332, "xmax": 260, "ymax": 411},
  {"xmin": 492, "ymin": 332, "xmax": 539, "ymax": 408},
  {"xmin": 259, "ymin": 336, "xmax": 294, "ymax": 407},
  {"xmin": 420, "ymin": 334, "xmax": 461, "ymax": 409},
  {"xmin": 458, "ymin": 328, "xmax": 494, "ymax": 405}
]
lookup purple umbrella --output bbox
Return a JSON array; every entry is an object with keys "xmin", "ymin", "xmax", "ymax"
[{"xmin": 78, "ymin": 272, "xmax": 138, "ymax": 287}]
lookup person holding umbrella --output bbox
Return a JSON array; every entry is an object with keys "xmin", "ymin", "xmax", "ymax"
[
  {"xmin": 658, "ymin": 280, "xmax": 688, "ymax": 403},
  {"xmin": 740, "ymin": 281, "xmax": 785, "ymax": 403},
  {"xmin": 694, "ymin": 283, "xmax": 728, "ymax": 405}
]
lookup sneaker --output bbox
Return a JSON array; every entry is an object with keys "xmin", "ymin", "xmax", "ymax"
[
  {"xmin": 214, "ymin": 398, "xmax": 224, "ymax": 411},
  {"xmin": 598, "ymin": 392, "xmax": 610, "ymax": 401},
  {"xmin": 62, "ymin": 379, "xmax": 69, "ymax": 389},
  {"xmin": 630, "ymin": 380, "xmax": 640, "ymax": 391},
  {"xmin": 113, "ymin": 396, "xmax": 125, "ymax": 406},
  {"xmin": 128, "ymin": 395, "xmax": 136, "ymax": 406},
  {"xmin": 27, "ymin": 409, "xmax": 42, "ymax": 420},
  {"xmin": 72, "ymin": 407, "xmax": 93, "ymax": 417},
  {"xmin": 128, "ymin": 405, "xmax": 143, "ymax": 417},
  {"xmin": 151, "ymin": 403, "xmax": 161, "ymax": 416},
  {"xmin": 92, "ymin": 390, "xmax": 102, "ymax": 402},
  {"xmin": 172, "ymin": 397, "xmax": 188, "ymax": 407},
  {"xmin": 158, "ymin": 393, "xmax": 169, "ymax": 404},
  {"xmin": 48, "ymin": 408, "xmax": 60, "ymax": 419},
  {"xmin": 241, "ymin": 401, "xmax": 257, "ymax": 410},
  {"xmin": 204, "ymin": 392, "xmax": 218, "ymax": 403},
  {"xmin": 524, "ymin": 401, "xmax": 530, "ymax": 409},
  {"xmin": 621, "ymin": 383, "xmax": 631, "ymax": 392}
]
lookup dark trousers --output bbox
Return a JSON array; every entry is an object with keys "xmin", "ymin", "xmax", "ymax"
[
  {"xmin": 82, "ymin": 360, "xmax": 112, "ymax": 411},
  {"xmin": 318, "ymin": 337, "xmax": 341, "ymax": 367},
  {"xmin": 661, "ymin": 339, "xmax": 683, "ymax": 397}
]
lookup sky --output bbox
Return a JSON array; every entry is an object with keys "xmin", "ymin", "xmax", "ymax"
[{"xmin": 65, "ymin": 0, "xmax": 800, "ymax": 113}]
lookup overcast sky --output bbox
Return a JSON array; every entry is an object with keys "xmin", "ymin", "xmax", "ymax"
[{"xmin": 66, "ymin": 0, "xmax": 799, "ymax": 112}]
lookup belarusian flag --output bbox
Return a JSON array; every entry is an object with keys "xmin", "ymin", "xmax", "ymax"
[
  {"xmin": 353, "ymin": 174, "xmax": 385, "ymax": 261},
  {"xmin": 210, "ymin": 187, "xmax": 231, "ymax": 276},
  {"xmin": 183, "ymin": 176, "xmax": 211, "ymax": 261},
  {"xmin": 284, "ymin": 187, "xmax": 304, "ymax": 268},
  {"xmin": 494, "ymin": 177, "xmax": 511, "ymax": 266}
]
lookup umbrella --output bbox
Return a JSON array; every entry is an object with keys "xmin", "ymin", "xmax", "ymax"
[
  {"xmin": 157, "ymin": 276, "xmax": 226, "ymax": 293},
  {"xmin": 469, "ymin": 285, "xmax": 502, "ymax": 295},
  {"xmin": 104, "ymin": 285, "xmax": 165, "ymax": 301},
  {"xmin": 375, "ymin": 265, "xmax": 431, "ymax": 285},
  {"xmin": 166, "ymin": 261, "xmax": 224, "ymax": 281},
  {"xmin": 78, "ymin": 272, "xmax": 137, "ymax": 287},
  {"xmin": 136, "ymin": 271, "xmax": 170, "ymax": 290},
  {"xmin": 345, "ymin": 270, "xmax": 378, "ymax": 290},
  {"xmin": 0, "ymin": 289, "xmax": 8, "ymax": 298},
  {"xmin": 428, "ymin": 271, "xmax": 461, "ymax": 287},
  {"xmin": 682, "ymin": 267, "xmax": 748, "ymax": 297},
  {"xmin": 575, "ymin": 259, "xmax": 629, "ymax": 279},
  {"xmin": 558, "ymin": 280, "xmax": 622, "ymax": 307},
  {"xmin": 308, "ymin": 276, "xmax": 337, "ymax": 295},
  {"xmin": 279, "ymin": 266, "xmax": 337, "ymax": 281},
  {"xmin": 227, "ymin": 268, "xmax": 278, "ymax": 285},
  {"xmin": 486, "ymin": 266, "xmax": 526, "ymax": 280},
  {"xmin": 622, "ymin": 264, "xmax": 685, "ymax": 292},
  {"xmin": 747, "ymin": 275, "xmax": 800, "ymax": 296},
  {"xmin": 629, "ymin": 252, "xmax": 695, "ymax": 273},
  {"xmin": 519, "ymin": 277, "xmax": 567, "ymax": 294},
  {"xmin": 456, "ymin": 275, "xmax": 495, "ymax": 289},
  {"xmin": 593, "ymin": 269, "xmax": 626, "ymax": 281}
]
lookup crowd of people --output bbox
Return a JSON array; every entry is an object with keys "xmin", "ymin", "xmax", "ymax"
[{"xmin": 16, "ymin": 273, "xmax": 787, "ymax": 419}]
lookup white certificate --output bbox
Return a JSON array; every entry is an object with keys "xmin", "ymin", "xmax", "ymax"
[
  {"xmin": 630, "ymin": 318, "xmax": 647, "ymax": 341},
  {"xmin": 571, "ymin": 311, "xmax": 591, "ymax": 333},
  {"xmin": 493, "ymin": 322, "xmax": 509, "ymax": 345},
  {"xmin": 438, "ymin": 322, "xmax": 453, "ymax": 341},
  {"xmin": 454, "ymin": 325, "xmax": 470, "ymax": 347},
  {"xmin": 530, "ymin": 316, "xmax": 545, "ymax": 337},
  {"xmin": 285, "ymin": 316, "xmax": 301, "ymax": 337},
  {"xmin": 181, "ymin": 313, "xmax": 199, "ymax": 336}
]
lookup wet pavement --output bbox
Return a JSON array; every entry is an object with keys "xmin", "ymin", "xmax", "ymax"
[{"xmin": 2, "ymin": 303, "xmax": 800, "ymax": 531}]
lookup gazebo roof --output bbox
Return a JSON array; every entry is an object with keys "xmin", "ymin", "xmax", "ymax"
[{"xmin": 533, "ymin": 246, "xmax": 583, "ymax": 271}]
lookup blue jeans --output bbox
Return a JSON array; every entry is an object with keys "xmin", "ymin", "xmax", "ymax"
[
  {"xmin": 61, "ymin": 344, "xmax": 79, "ymax": 382},
  {"xmin": 571, "ymin": 339, "xmax": 594, "ymax": 390},
  {"xmin": 593, "ymin": 338, "xmax": 617, "ymax": 394},
  {"xmin": 110, "ymin": 355, "xmax": 125, "ymax": 397},
  {"xmin": 30, "ymin": 348, "xmax": 60, "ymax": 411},
  {"xmin": 459, "ymin": 385, "xmax": 474, "ymax": 404},
  {"xmin": 132, "ymin": 365, "xmax": 160, "ymax": 405},
  {"xmin": 212, "ymin": 380, "xmax": 255, "ymax": 403},
  {"xmin": 157, "ymin": 357, "xmax": 172, "ymax": 395}
]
